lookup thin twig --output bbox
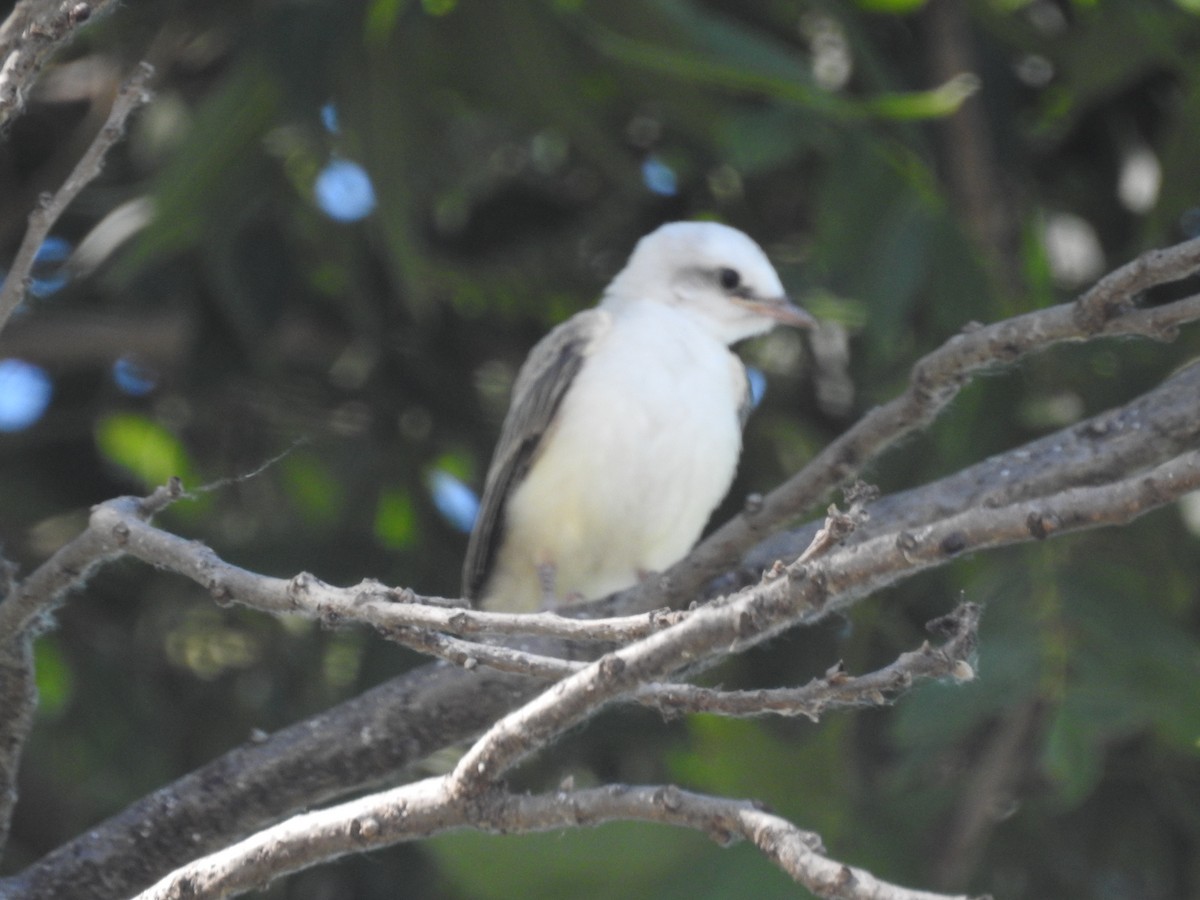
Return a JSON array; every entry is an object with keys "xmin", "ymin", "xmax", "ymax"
[
  {"xmin": 1, "ymin": 494, "xmax": 682, "ymax": 653},
  {"xmin": 0, "ymin": 60, "xmax": 153, "ymax": 333},
  {"xmin": 792, "ymin": 482, "xmax": 878, "ymax": 566},
  {"xmin": 375, "ymin": 622, "xmax": 584, "ymax": 678},
  {"xmin": 639, "ymin": 602, "xmax": 979, "ymax": 720},
  {"xmin": 190, "ymin": 439, "xmax": 310, "ymax": 495}
]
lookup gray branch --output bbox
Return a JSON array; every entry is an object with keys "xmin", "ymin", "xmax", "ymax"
[
  {"xmin": 443, "ymin": 448, "xmax": 1200, "ymax": 799},
  {"xmin": 0, "ymin": 60, "xmax": 152, "ymax": 332},
  {"xmin": 639, "ymin": 602, "xmax": 980, "ymax": 720},
  {"xmin": 619, "ymin": 237, "xmax": 1200, "ymax": 611},
  {"xmin": 0, "ymin": 0, "xmax": 121, "ymax": 129},
  {"xmin": 0, "ymin": 645, "xmax": 33, "ymax": 849},
  {"xmin": 2, "ymin": 239, "xmax": 1199, "ymax": 898},
  {"xmin": 133, "ymin": 779, "xmax": 980, "ymax": 900}
]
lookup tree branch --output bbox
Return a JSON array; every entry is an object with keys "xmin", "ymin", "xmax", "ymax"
[
  {"xmin": 446, "ymin": 447, "xmax": 1199, "ymax": 799},
  {"xmin": 2, "ymin": 240, "xmax": 1198, "ymax": 898},
  {"xmin": 0, "ymin": 644, "xmax": 33, "ymax": 850},
  {"xmin": 3, "ymin": 364, "xmax": 1198, "ymax": 899},
  {"xmin": 132, "ymin": 778, "xmax": 981, "ymax": 900},
  {"xmin": 1, "ymin": 662, "xmax": 545, "ymax": 900},
  {"xmin": 377, "ymin": 622, "xmax": 585, "ymax": 678},
  {"xmin": 639, "ymin": 602, "xmax": 979, "ymax": 720},
  {"xmin": 0, "ymin": 487, "xmax": 682, "ymax": 656},
  {"xmin": 0, "ymin": 60, "xmax": 152, "ymax": 333},
  {"xmin": 0, "ymin": 0, "xmax": 121, "ymax": 129},
  {"xmin": 759, "ymin": 361, "xmax": 1200, "ymax": 565},
  {"xmin": 624, "ymin": 238, "xmax": 1200, "ymax": 611},
  {"xmin": 1, "ymin": 370, "xmax": 1195, "ymax": 900}
]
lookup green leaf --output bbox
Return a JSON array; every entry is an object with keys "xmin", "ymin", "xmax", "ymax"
[
  {"xmin": 364, "ymin": 0, "xmax": 409, "ymax": 45},
  {"xmin": 855, "ymin": 0, "xmax": 929, "ymax": 11},
  {"xmin": 34, "ymin": 637, "xmax": 73, "ymax": 718},
  {"xmin": 430, "ymin": 449, "xmax": 476, "ymax": 483},
  {"xmin": 321, "ymin": 634, "xmax": 364, "ymax": 689},
  {"xmin": 373, "ymin": 487, "xmax": 417, "ymax": 549},
  {"xmin": 123, "ymin": 61, "xmax": 282, "ymax": 273},
  {"xmin": 713, "ymin": 107, "xmax": 827, "ymax": 175},
  {"xmin": 862, "ymin": 74, "xmax": 980, "ymax": 121},
  {"xmin": 582, "ymin": 18, "xmax": 977, "ymax": 122},
  {"xmin": 95, "ymin": 413, "xmax": 195, "ymax": 490},
  {"xmin": 282, "ymin": 453, "xmax": 344, "ymax": 523}
]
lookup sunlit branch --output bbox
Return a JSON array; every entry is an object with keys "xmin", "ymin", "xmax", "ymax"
[{"xmin": 133, "ymin": 777, "xmax": 980, "ymax": 900}]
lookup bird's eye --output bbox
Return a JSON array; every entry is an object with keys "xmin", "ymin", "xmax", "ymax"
[{"xmin": 718, "ymin": 267, "xmax": 741, "ymax": 290}]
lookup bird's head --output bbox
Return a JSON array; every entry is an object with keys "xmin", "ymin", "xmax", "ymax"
[{"xmin": 603, "ymin": 221, "xmax": 815, "ymax": 344}]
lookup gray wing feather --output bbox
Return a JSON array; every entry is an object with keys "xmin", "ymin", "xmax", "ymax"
[{"xmin": 462, "ymin": 309, "xmax": 611, "ymax": 603}]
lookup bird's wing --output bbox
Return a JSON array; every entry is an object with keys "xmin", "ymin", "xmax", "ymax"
[
  {"xmin": 735, "ymin": 363, "xmax": 753, "ymax": 429},
  {"xmin": 462, "ymin": 308, "xmax": 612, "ymax": 604}
]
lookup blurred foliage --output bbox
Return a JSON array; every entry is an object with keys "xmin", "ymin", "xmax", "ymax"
[{"xmin": 1, "ymin": 0, "xmax": 1200, "ymax": 897}]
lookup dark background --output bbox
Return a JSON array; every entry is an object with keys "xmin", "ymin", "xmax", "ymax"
[{"xmin": 1, "ymin": 1, "xmax": 1199, "ymax": 897}]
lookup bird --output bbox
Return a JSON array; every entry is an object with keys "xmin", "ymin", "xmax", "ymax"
[{"xmin": 462, "ymin": 221, "xmax": 815, "ymax": 612}]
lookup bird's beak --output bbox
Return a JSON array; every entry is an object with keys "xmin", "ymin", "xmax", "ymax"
[{"xmin": 737, "ymin": 294, "xmax": 817, "ymax": 329}]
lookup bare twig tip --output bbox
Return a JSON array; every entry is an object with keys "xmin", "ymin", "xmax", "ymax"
[{"xmin": 951, "ymin": 660, "xmax": 975, "ymax": 682}]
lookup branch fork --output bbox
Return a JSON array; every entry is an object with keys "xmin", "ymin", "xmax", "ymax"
[{"xmin": 3, "ymin": 229, "xmax": 1200, "ymax": 897}]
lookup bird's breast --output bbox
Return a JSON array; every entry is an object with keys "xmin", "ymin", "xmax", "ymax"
[{"xmin": 499, "ymin": 308, "xmax": 747, "ymax": 605}]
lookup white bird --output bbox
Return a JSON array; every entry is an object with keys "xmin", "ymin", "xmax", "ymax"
[{"xmin": 463, "ymin": 221, "xmax": 815, "ymax": 612}]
